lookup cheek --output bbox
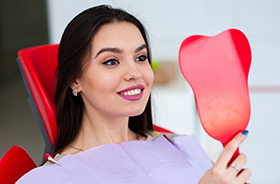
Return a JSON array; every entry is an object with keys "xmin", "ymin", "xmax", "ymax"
[
  {"xmin": 143, "ymin": 66, "xmax": 154, "ymax": 86},
  {"xmin": 92, "ymin": 75, "xmax": 118, "ymax": 93},
  {"xmin": 96, "ymin": 69, "xmax": 131, "ymax": 95}
]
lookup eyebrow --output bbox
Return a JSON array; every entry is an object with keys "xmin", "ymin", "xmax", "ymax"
[
  {"xmin": 135, "ymin": 44, "xmax": 147, "ymax": 53},
  {"xmin": 94, "ymin": 44, "xmax": 147, "ymax": 58}
]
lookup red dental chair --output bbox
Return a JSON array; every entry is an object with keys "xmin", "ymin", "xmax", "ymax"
[{"xmin": 0, "ymin": 44, "xmax": 173, "ymax": 183}]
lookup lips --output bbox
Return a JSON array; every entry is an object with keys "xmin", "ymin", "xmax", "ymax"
[{"xmin": 117, "ymin": 85, "xmax": 144, "ymax": 101}]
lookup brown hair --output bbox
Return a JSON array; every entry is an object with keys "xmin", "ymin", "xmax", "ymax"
[{"xmin": 52, "ymin": 5, "xmax": 153, "ymax": 156}]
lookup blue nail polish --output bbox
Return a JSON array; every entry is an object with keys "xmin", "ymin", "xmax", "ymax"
[{"xmin": 242, "ymin": 130, "xmax": 249, "ymax": 136}]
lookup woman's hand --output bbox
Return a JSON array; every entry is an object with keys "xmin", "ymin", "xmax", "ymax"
[{"xmin": 199, "ymin": 131, "xmax": 252, "ymax": 184}]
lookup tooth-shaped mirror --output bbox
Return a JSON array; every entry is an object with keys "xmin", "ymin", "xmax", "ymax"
[{"xmin": 179, "ymin": 29, "xmax": 251, "ymax": 157}]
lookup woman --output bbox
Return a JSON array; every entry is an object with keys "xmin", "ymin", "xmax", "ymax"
[{"xmin": 17, "ymin": 5, "xmax": 251, "ymax": 183}]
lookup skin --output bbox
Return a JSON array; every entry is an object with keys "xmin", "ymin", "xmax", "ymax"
[
  {"xmin": 64, "ymin": 20, "xmax": 252, "ymax": 184},
  {"xmin": 199, "ymin": 132, "xmax": 252, "ymax": 184},
  {"xmin": 64, "ymin": 21, "xmax": 154, "ymax": 155}
]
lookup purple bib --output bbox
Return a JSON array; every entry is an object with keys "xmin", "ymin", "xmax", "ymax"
[{"xmin": 17, "ymin": 135, "xmax": 212, "ymax": 184}]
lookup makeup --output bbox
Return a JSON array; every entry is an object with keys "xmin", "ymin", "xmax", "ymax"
[{"xmin": 117, "ymin": 85, "xmax": 144, "ymax": 101}]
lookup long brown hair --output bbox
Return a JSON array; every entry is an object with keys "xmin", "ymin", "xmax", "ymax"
[{"xmin": 52, "ymin": 5, "xmax": 153, "ymax": 156}]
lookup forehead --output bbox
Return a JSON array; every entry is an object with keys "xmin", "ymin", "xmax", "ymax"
[{"xmin": 91, "ymin": 22, "xmax": 146, "ymax": 53}]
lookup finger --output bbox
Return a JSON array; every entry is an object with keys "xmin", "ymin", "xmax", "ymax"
[
  {"xmin": 236, "ymin": 168, "xmax": 252, "ymax": 183},
  {"xmin": 228, "ymin": 163, "xmax": 241, "ymax": 176},
  {"xmin": 215, "ymin": 130, "xmax": 249, "ymax": 167},
  {"xmin": 228, "ymin": 153, "xmax": 247, "ymax": 175}
]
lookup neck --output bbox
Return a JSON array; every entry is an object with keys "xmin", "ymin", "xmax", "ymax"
[
  {"xmin": 80, "ymin": 115, "xmax": 134, "ymax": 145},
  {"xmin": 61, "ymin": 109, "xmax": 139, "ymax": 155}
]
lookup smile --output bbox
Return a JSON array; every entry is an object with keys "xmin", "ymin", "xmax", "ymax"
[
  {"xmin": 120, "ymin": 89, "xmax": 141, "ymax": 96},
  {"xmin": 117, "ymin": 85, "xmax": 144, "ymax": 101}
]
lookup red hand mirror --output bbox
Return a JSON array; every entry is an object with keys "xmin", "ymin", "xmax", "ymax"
[{"xmin": 179, "ymin": 29, "xmax": 251, "ymax": 156}]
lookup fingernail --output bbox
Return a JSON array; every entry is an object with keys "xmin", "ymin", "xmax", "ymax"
[{"xmin": 242, "ymin": 130, "xmax": 249, "ymax": 136}]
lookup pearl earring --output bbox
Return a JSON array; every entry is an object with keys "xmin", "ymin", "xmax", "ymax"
[{"xmin": 72, "ymin": 89, "xmax": 78, "ymax": 96}]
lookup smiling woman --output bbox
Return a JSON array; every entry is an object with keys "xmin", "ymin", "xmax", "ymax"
[
  {"xmin": 66, "ymin": 22, "xmax": 154, "ymax": 150},
  {"xmin": 52, "ymin": 6, "xmax": 155, "ymax": 156},
  {"xmin": 17, "ymin": 5, "xmax": 251, "ymax": 184}
]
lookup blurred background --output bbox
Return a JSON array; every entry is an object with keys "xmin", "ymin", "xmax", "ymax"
[{"xmin": 0, "ymin": 0, "xmax": 279, "ymax": 183}]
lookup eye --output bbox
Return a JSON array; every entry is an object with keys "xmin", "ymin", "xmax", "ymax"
[
  {"xmin": 135, "ymin": 55, "xmax": 147, "ymax": 62},
  {"xmin": 102, "ymin": 59, "xmax": 120, "ymax": 66}
]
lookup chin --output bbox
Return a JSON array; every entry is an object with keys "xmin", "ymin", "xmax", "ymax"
[{"xmin": 128, "ymin": 107, "xmax": 146, "ymax": 117}]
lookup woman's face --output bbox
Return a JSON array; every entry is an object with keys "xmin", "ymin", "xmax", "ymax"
[{"xmin": 74, "ymin": 22, "xmax": 154, "ymax": 119}]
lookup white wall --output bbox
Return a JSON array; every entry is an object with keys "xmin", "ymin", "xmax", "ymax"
[{"xmin": 47, "ymin": 1, "xmax": 280, "ymax": 183}]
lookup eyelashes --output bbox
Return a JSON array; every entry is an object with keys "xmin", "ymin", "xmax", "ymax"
[
  {"xmin": 102, "ymin": 55, "xmax": 148, "ymax": 66},
  {"xmin": 135, "ymin": 55, "xmax": 147, "ymax": 62},
  {"xmin": 102, "ymin": 58, "xmax": 119, "ymax": 66}
]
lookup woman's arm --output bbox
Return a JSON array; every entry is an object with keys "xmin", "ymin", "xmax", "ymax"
[{"xmin": 199, "ymin": 131, "xmax": 252, "ymax": 184}]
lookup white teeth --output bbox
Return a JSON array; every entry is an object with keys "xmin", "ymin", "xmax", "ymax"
[{"xmin": 121, "ymin": 89, "xmax": 141, "ymax": 96}]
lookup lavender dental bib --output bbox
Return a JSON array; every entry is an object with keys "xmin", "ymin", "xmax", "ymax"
[{"xmin": 17, "ymin": 135, "xmax": 212, "ymax": 184}]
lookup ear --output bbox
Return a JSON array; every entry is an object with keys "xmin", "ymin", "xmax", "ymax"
[
  {"xmin": 69, "ymin": 80, "xmax": 81, "ymax": 92},
  {"xmin": 70, "ymin": 81, "xmax": 81, "ymax": 96},
  {"xmin": 69, "ymin": 81, "xmax": 79, "ymax": 91}
]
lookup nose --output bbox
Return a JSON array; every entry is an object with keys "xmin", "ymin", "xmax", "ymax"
[{"xmin": 124, "ymin": 62, "xmax": 142, "ymax": 81}]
